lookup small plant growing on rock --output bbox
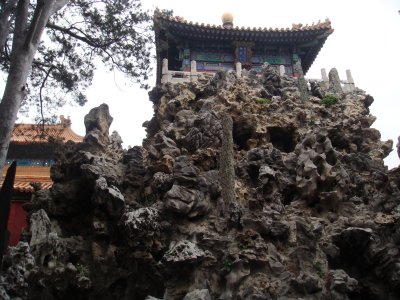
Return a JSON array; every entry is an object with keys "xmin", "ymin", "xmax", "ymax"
[
  {"xmin": 313, "ymin": 261, "xmax": 325, "ymax": 278},
  {"xmin": 257, "ymin": 97, "xmax": 271, "ymax": 105},
  {"xmin": 224, "ymin": 258, "xmax": 233, "ymax": 273},
  {"xmin": 138, "ymin": 187, "xmax": 157, "ymax": 206},
  {"xmin": 321, "ymin": 94, "xmax": 338, "ymax": 107},
  {"xmin": 76, "ymin": 263, "xmax": 89, "ymax": 276}
]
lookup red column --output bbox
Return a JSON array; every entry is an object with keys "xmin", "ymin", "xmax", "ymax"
[{"xmin": 7, "ymin": 200, "xmax": 28, "ymax": 246}]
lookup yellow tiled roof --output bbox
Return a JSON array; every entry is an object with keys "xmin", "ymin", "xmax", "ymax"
[
  {"xmin": 11, "ymin": 122, "xmax": 83, "ymax": 144},
  {"xmin": 1, "ymin": 166, "xmax": 52, "ymax": 193}
]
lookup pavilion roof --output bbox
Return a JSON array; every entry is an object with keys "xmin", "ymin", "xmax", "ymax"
[
  {"xmin": 154, "ymin": 13, "xmax": 334, "ymax": 73},
  {"xmin": 11, "ymin": 116, "xmax": 83, "ymax": 145}
]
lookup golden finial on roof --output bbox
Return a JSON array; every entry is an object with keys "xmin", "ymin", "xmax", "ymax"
[{"xmin": 222, "ymin": 12, "xmax": 233, "ymax": 29}]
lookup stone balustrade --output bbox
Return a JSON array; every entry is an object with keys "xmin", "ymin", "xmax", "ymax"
[
  {"xmin": 161, "ymin": 59, "xmax": 356, "ymax": 93},
  {"xmin": 307, "ymin": 68, "xmax": 356, "ymax": 93},
  {"xmin": 161, "ymin": 59, "xmax": 242, "ymax": 84}
]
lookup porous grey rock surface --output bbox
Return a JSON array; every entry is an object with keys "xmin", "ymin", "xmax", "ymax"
[
  {"xmin": 328, "ymin": 68, "xmax": 343, "ymax": 95},
  {"xmin": 1, "ymin": 68, "xmax": 399, "ymax": 300}
]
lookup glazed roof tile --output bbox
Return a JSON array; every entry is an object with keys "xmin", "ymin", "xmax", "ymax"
[
  {"xmin": 1, "ymin": 166, "xmax": 52, "ymax": 193},
  {"xmin": 155, "ymin": 13, "xmax": 333, "ymax": 34},
  {"xmin": 11, "ymin": 121, "xmax": 83, "ymax": 144}
]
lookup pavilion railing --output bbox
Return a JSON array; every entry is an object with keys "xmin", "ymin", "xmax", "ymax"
[
  {"xmin": 161, "ymin": 58, "xmax": 356, "ymax": 92},
  {"xmin": 307, "ymin": 68, "xmax": 356, "ymax": 93},
  {"xmin": 161, "ymin": 59, "xmax": 236, "ymax": 83}
]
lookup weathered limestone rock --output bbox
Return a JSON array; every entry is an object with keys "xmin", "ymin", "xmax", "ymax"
[
  {"xmin": 92, "ymin": 176, "xmax": 125, "ymax": 219},
  {"xmin": 295, "ymin": 130, "xmax": 349, "ymax": 209},
  {"xmin": 29, "ymin": 209, "xmax": 52, "ymax": 246},
  {"xmin": 259, "ymin": 63, "xmax": 282, "ymax": 97},
  {"xmin": 123, "ymin": 146, "xmax": 147, "ymax": 188},
  {"xmin": 0, "ymin": 243, "xmax": 34, "ymax": 299},
  {"xmin": 294, "ymin": 61, "xmax": 309, "ymax": 101},
  {"xmin": 220, "ymin": 113, "xmax": 242, "ymax": 225},
  {"xmin": 164, "ymin": 184, "xmax": 209, "ymax": 217},
  {"xmin": 162, "ymin": 240, "xmax": 206, "ymax": 264},
  {"xmin": 183, "ymin": 289, "xmax": 211, "ymax": 300},
  {"xmin": 84, "ymin": 103, "xmax": 113, "ymax": 147},
  {"xmin": 329, "ymin": 68, "xmax": 343, "ymax": 95},
  {"xmin": 397, "ymin": 136, "xmax": 400, "ymax": 159},
  {"xmin": 182, "ymin": 111, "xmax": 222, "ymax": 153},
  {"xmin": 223, "ymin": 259, "xmax": 250, "ymax": 299},
  {"xmin": 2, "ymin": 64, "xmax": 399, "ymax": 300},
  {"xmin": 328, "ymin": 269, "xmax": 358, "ymax": 300},
  {"xmin": 291, "ymin": 272, "xmax": 322, "ymax": 294},
  {"xmin": 121, "ymin": 207, "xmax": 160, "ymax": 246}
]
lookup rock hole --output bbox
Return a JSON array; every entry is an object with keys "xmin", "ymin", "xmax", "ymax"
[
  {"xmin": 43, "ymin": 254, "xmax": 51, "ymax": 267},
  {"xmin": 281, "ymin": 186, "xmax": 297, "ymax": 205},
  {"xmin": 233, "ymin": 122, "xmax": 254, "ymax": 151},
  {"xmin": 109, "ymin": 278, "xmax": 128, "ymax": 298},
  {"xmin": 330, "ymin": 134, "xmax": 349, "ymax": 151},
  {"xmin": 326, "ymin": 150, "xmax": 337, "ymax": 166},
  {"xmin": 247, "ymin": 165, "xmax": 260, "ymax": 182},
  {"xmin": 267, "ymin": 127, "xmax": 296, "ymax": 153},
  {"xmin": 316, "ymin": 160, "xmax": 325, "ymax": 175}
]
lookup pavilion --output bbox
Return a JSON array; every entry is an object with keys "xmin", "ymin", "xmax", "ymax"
[{"xmin": 154, "ymin": 11, "xmax": 334, "ymax": 83}]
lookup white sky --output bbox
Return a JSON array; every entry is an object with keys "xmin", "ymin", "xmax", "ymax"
[{"xmin": 26, "ymin": 0, "xmax": 400, "ymax": 168}]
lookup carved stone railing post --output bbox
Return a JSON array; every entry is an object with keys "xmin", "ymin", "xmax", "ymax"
[
  {"xmin": 236, "ymin": 62, "xmax": 242, "ymax": 77},
  {"xmin": 279, "ymin": 65, "xmax": 285, "ymax": 76},
  {"xmin": 161, "ymin": 58, "xmax": 171, "ymax": 83},
  {"xmin": 321, "ymin": 68, "xmax": 329, "ymax": 89},
  {"xmin": 219, "ymin": 113, "xmax": 242, "ymax": 227},
  {"xmin": 328, "ymin": 68, "xmax": 343, "ymax": 95},
  {"xmin": 345, "ymin": 69, "xmax": 355, "ymax": 92},
  {"xmin": 190, "ymin": 60, "xmax": 198, "ymax": 82},
  {"xmin": 295, "ymin": 61, "xmax": 308, "ymax": 101}
]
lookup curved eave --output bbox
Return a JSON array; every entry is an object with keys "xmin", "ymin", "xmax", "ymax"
[
  {"xmin": 301, "ymin": 30, "xmax": 333, "ymax": 74},
  {"xmin": 155, "ymin": 16, "xmax": 333, "ymax": 44}
]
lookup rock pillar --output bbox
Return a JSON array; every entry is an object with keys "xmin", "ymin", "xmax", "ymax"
[
  {"xmin": 190, "ymin": 60, "xmax": 198, "ymax": 82},
  {"xmin": 328, "ymin": 68, "xmax": 343, "ymax": 95},
  {"xmin": 346, "ymin": 69, "xmax": 355, "ymax": 92},
  {"xmin": 321, "ymin": 68, "xmax": 329, "ymax": 89},
  {"xmin": 294, "ymin": 61, "xmax": 308, "ymax": 101},
  {"xmin": 279, "ymin": 65, "xmax": 286, "ymax": 76},
  {"xmin": 236, "ymin": 62, "xmax": 242, "ymax": 78},
  {"xmin": 219, "ymin": 113, "xmax": 241, "ymax": 227},
  {"xmin": 161, "ymin": 58, "xmax": 171, "ymax": 83}
]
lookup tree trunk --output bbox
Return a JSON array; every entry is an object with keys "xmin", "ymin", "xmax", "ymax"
[
  {"xmin": 0, "ymin": 48, "xmax": 33, "ymax": 176},
  {"xmin": 0, "ymin": 0, "xmax": 69, "ymax": 176}
]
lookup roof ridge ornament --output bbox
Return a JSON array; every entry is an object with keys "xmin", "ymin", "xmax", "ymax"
[
  {"xmin": 60, "ymin": 115, "xmax": 71, "ymax": 128},
  {"xmin": 222, "ymin": 12, "xmax": 233, "ymax": 29}
]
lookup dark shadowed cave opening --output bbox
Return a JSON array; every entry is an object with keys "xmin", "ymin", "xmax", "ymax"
[
  {"xmin": 232, "ymin": 122, "xmax": 254, "ymax": 151},
  {"xmin": 267, "ymin": 127, "xmax": 296, "ymax": 153}
]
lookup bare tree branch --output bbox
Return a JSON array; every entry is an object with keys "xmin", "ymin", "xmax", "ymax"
[
  {"xmin": 39, "ymin": 65, "xmax": 54, "ymax": 131},
  {"xmin": 47, "ymin": 22, "xmax": 117, "ymax": 48}
]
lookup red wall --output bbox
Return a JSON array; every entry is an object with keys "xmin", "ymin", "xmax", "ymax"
[{"xmin": 7, "ymin": 201, "xmax": 28, "ymax": 246}]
